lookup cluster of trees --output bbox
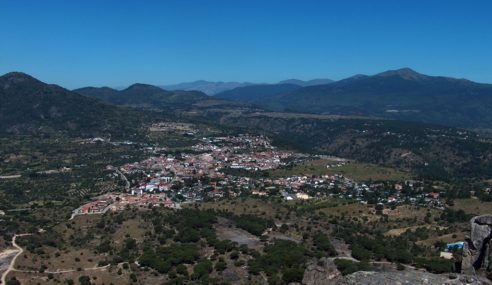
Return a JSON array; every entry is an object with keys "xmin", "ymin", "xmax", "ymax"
[
  {"xmin": 414, "ymin": 257, "xmax": 454, "ymax": 273},
  {"xmin": 230, "ymin": 214, "xmax": 274, "ymax": 236},
  {"xmin": 332, "ymin": 217, "xmax": 454, "ymax": 273},
  {"xmin": 166, "ymin": 209, "xmax": 217, "ymax": 243},
  {"xmin": 139, "ymin": 244, "xmax": 199, "ymax": 274},
  {"xmin": 17, "ymin": 230, "xmax": 64, "ymax": 253},
  {"xmin": 248, "ymin": 240, "xmax": 307, "ymax": 284},
  {"xmin": 312, "ymin": 232, "xmax": 337, "ymax": 257},
  {"xmin": 334, "ymin": 259, "xmax": 370, "ymax": 276},
  {"xmin": 440, "ymin": 208, "xmax": 470, "ymax": 223}
]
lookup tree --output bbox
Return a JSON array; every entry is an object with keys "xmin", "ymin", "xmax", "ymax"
[
  {"xmin": 6, "ymin": 277, "xmax": 21, "ymax": 285},
  {"xmin": 78, "ymin": 276, "xmax": 92, "ymax": 285}
]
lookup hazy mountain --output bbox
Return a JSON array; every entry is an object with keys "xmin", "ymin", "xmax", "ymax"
[
  {"xmin": 279, "ymin": 68, "xmax": 492, "ymax": 128},
  {"xmin": 75, "ymin": 84, "xmax": 209, "ymax": 108},
  {"xmin": 161, "ymin": 80, "xmax": 253, "ymax": 95},
  {"xmin": 161, "ymin": 78, "xmax": 333, "ymax": 95},
  {"xmin": 0, "ymin": 72, "xmax": 149, "ymax": 136},
  {"xmin": 215, "ymin": 84, "xmax": 302, "ymax": 105},
  {"xmin": 217, "ymin": 68, "xmax": 492, "ymax": 129},
  {"xmin": 278, "ymin": 78, "xmax": 334, "ymax": 86}
]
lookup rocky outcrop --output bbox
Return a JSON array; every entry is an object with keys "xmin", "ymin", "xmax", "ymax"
[
  {"xmin": 302, "ymin": 258, "xmax": 342, "ymax": 285},
  {"xmin": 337, "ymin": 271, "xmax": 490, "ymax": 285},
  {"xmin": 462, "ymin": 215, "xmax": 492, "ymax": 274}
]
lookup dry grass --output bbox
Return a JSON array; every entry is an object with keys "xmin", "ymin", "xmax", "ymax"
[
  {"xmin": 6, "ymin": 266, "xmax": 167, "ymax": 285},
  {"xmin": 417, "ymin": 232, "xmax": 466, "ymax": 246},
  {"xmin": 385, "ymin": 225, "xmax": 447, "ymax": 237},
  {"xmin": 451, "ymin": 198, "xmax": 492, "ymax": 216},
  {"xmin": 270, "ymin": 159, "xmax": 410, "ymax": 181},
  {"xmin": 111, "ymin": 219, "xmax": 149, "ymax": 247},
  {"xmin": 195, "ymin": 198, "xmax": 287, "ymax": 219},
  {"xmin": 384, "ymin": 205, "xmax": 439, "ymax": 221}
]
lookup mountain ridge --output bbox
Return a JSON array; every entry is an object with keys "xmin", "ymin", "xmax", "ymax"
[
  {"xmin": 215, "ymin": 68, "xmax": 492, "ymax": 128},
  {"xmin": 0, "ymin": 72, "xmax": 150, "ymax": 137}
]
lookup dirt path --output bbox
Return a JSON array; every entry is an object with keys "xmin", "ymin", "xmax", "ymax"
[
  {"xmin": 10, "ymin": 264, "xmax": 110, "ymax": 275},
  {"xmin": 1, "ymin": 233, "xmax": 110, "ymax": 284},
  {"xmin": 1, "ymin": 234, "xmax": 30, "ymax": 284}
]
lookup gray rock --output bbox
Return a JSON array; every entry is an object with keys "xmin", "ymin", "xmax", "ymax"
[
  {"xmin": 222, "ymin": 267, "xmax": 240, "ymax": 282},
  {"xmin": 302, "ymin": 258, "xmax": 343, "ymax": 285},
  {"xmin": 337, "ymin": 270, "xmax": 491, "ymax": 285},
  {"xmin": 462, "ymin": 215, "xmax": 492, "ymax": 274}
]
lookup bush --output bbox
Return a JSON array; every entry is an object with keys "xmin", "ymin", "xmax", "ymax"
[
  {"xmin": 415, "ymin": 257, "xmax": 453, "ymax": 273},
  {"xmin": 334, "ymin": 259, "xmax": 369, "ymax": 276},
  {"xmin": 232, "ymin": 214, "xmax": 274, "ymax": 236},
  {"xmin": 193, "ymin": 259, "xmax": 213, "ymax": 278},
  {"xmin": 282, "ymin": 267, "xmax": 305, "ymax": 283},
  {"xmin": 312, "ymin": 233, "xmax": 337, "ymax": 256},
  {"xmin": 248, "ymin": 240, "xmax": 307, "ymax": 278},
  {"xmin": 6, "ymin": 277, "xmax": 21, "ymax": 285}
]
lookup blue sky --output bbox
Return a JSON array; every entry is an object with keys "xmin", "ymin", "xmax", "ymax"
[{"xmin": 1, "ymin": 0, "xmax": 491, "ymax": 88}]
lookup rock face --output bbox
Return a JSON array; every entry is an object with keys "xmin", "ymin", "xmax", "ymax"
[
  {"xmin": 302, "ymin": 258, "xmax": 342, "ymax": 285},
  {"xmin": 337, "ymin": 271, "xmax": 490, "ymax": 285},
  {"xmin": 462, "ymin": 215, "xmax": 492, "ymax": 274}
]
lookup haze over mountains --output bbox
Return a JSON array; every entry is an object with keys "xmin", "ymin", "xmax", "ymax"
[
  {"xmin": 161, "ymin": 80, "xmax": 252, "ymax": 95},
  {"xmin": 3, "ymin": 68, "xmax": 492, "ymax": 132},
  {"xmin": 215, "ymin": 68, "xmax": 492, "ymax": 129},
  {"xmin": 160, "ymin": 78, "xmax": 334, "ymax": 95},
  {"xmin": 75, "ymin": 84, "xmax": 209, "ymax": 109}
]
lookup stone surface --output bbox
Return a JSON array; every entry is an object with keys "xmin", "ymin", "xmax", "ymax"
[
  {"xmin": 337, "ymin": 271, "xmax": 491, "ymax": 285},
  {"xmin": 302, "ymin": 258, "xmax": 342, "ymax": 285},
  {"xmin": 462, "ymin": 215, "xmax": 492, "ymax": 274}
]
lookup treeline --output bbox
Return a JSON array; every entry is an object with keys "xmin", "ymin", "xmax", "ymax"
[{"xmin": 332, "ymin": 217, "xmax": 453, "ymax": 273}]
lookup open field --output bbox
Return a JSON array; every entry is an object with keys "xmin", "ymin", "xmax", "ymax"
[
  {"xmin": 451, "ymin": 198, "xmax": 492, "ymax": 215},
  {"xmin": 269, "ymin": 158, "xmax": 411, "ymax": 181},
  {"xmin": 194, "ymin": 197, "xmax": 288, "ymax": 219}
]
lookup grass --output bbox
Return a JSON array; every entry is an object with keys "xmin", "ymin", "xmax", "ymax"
[
  {"xmin": 269, "ymin": 158, "xmax": 411, "ymax": 181},
  {"xmin": 193, "ymin": 197, "xmax": 288, "ymax": 219},
  {"xmin": 451, "ymin": 198, "xmax": 492, "ymax": 215}
]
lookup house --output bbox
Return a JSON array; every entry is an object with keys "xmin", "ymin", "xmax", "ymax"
[
  {"xmin": 296, "ymin": 193, "xmax": 311, "ymax": 200},
  {"xmin": 428, "ymin": 192, "xmax": 440, "ymax": 199},
  {"xmin": 440, "ymin": 252, "xmax": 453, "ymax": 260}
]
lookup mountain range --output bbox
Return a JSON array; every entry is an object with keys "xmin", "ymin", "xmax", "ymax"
[
  {"xmin": 3, "ymin": 68, "xmax": 492, "ymax": 132},
  {"xmin": 160, "ymin": 78, "xmax": 334, "ymax": 95},
  {"xmin": 160, "ymin": 80, "xmax": 252, "ymax": 95},
  {"xmin": 214, "ymin": 68, "xmax": 492, "ymax": 129},
  {"xmin": 74, "ymin": 84, "xmax": 209, "ymax": 109}
]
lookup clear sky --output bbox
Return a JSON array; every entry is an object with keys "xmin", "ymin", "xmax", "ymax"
[{"xmin": 1, "ymin": 0, "xmax": 491, "ymax": 88}]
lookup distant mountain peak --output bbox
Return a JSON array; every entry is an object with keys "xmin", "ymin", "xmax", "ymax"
[
  {"xmin": 376, "ymin": 67, "xmax": 426, "ymax": 80},
  {"xmin": 278, "ymin": 78, "xmax": 334, "ymax": 87},
  {"xmin": 1, "ymin": 71, "xmax": 39, "ymax": 82},
  {"xmin": 125, "ymin": 83, "xmax": 163, "ymax": 91},
  {"xmin": 161, "ymin": 81, "xmax": 253, "ymax": 95},
  {"xmin": 0, "ymin": 72, "xmax": 43, "ymax": 90}
]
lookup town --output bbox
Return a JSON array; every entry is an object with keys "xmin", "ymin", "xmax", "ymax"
[{"xmin": 73, "ymin": 134, "xmax": 447, "ymax": 217}]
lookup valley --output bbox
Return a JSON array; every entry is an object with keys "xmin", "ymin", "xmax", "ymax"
[{"xmin": 1, "ymin": 72, "xmax": 492, "ymax": 284}]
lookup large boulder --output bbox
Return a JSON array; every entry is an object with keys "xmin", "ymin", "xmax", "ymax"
[
  {"xmin": 462, "ymin": 215, "xmax": 492, "ymax": 274},
  {"xmin": 302, "ymin": 258, "xmax": 342, "ymax": 285}
]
